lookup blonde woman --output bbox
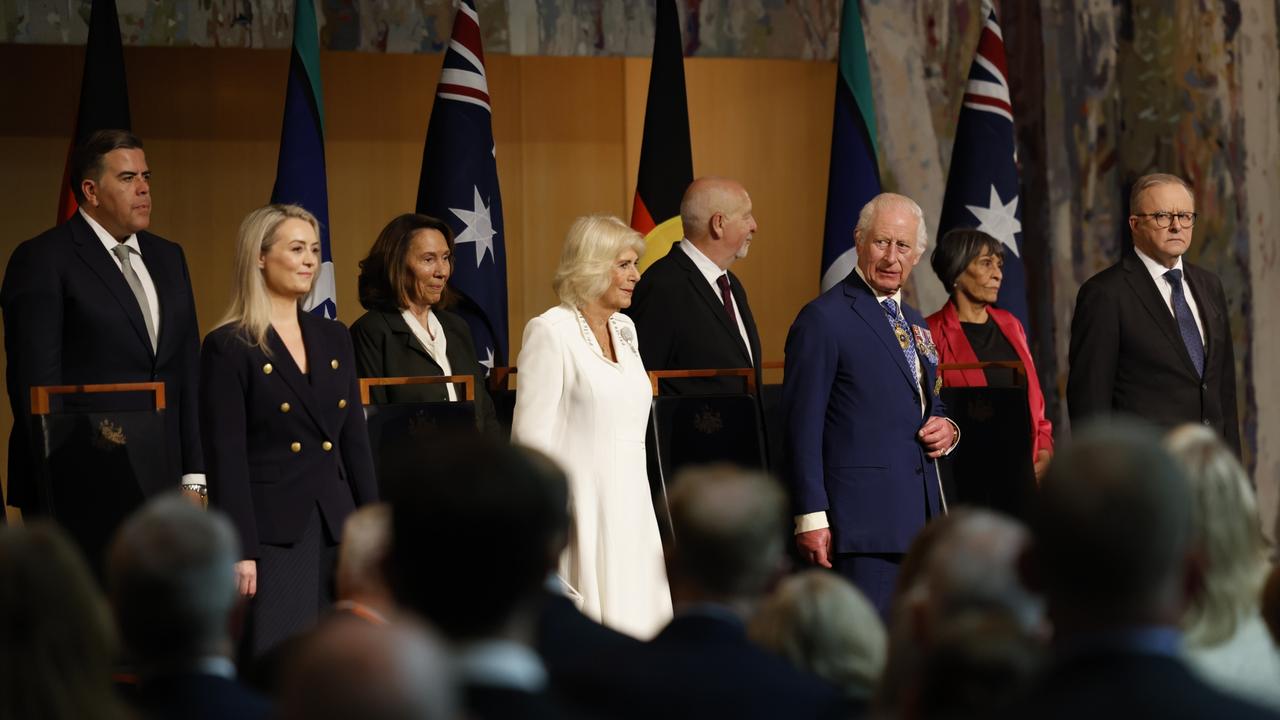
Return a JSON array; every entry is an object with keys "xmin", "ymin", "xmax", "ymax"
[
  {"xmin": 511, "ymin": 215, "xmax": 672, "ymax": 639},
  {"xmin": 1167, "ymin": 424, "xmax": 1280, "ymax": 710},
  {"xmin": 749, "ymin": 569, "xmax": 886, "ymax": 710},
  {"xmin": 200, "ymin": 204, "xmax": 378, "ymax": 658}
]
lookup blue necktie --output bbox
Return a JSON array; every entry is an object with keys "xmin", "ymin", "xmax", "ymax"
[
  {"xmin": 1164, "ymin": 269, "xmax": 1204, "ymax": 377},
  {"xmin": 881, "ymin": 298, "xmax": 920, "ymax": 389}
]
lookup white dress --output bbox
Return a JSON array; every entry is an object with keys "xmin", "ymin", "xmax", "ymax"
[{"xmin": 511, "ymin": 304, "xmax": 673, "ymax": 639}]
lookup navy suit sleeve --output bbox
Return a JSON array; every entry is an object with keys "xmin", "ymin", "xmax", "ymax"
[
  {"xmin": 199, "ymin": 330, "xmax": 259, "ymax": 556},
  {"xmin": 1067, "ymin": 277, "xmax": 1118, "ymax": 427},
  {"xmin": 337, "ymin": 326, "xmax": 379, "ymax": 505},
  {"xmin": 172, "ymin": 245, "xmax": 205, "ymax": 475},
  {"xmin": 780, "ymin": 304, "xmax": 838, "ymax": 515}
]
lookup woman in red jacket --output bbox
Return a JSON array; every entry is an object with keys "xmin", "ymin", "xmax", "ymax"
[{"xmin": 926, "ymin": 228, "xmax": 1053, "ymax": 480}]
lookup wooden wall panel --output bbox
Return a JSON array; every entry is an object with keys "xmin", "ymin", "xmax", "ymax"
[{"xmin": 0, "ymin": 45, "xmax": 835, "ymax": 520}]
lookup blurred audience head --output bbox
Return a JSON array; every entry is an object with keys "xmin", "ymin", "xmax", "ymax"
[
  {"xmin": 663, "ymin": 465, "xmax": 786, "ymax": 609},
  {"xmin": 879, "ymin": 508, "xmax": 1042, "ymax": 716},
  {"xmin": 0, "ymin": 522, "xmax": 129, "ymax": 720},
  {"xmin": 748, "ymin": 569, "xmax": 885, "ymax": 701},
  {"xmin": 357, "ymin": 213, "xmax": 457, "ymax": 312},
  {"xmin": 386, "ymin": 434, "xmax": 569, "ymax": 642},
  {"xmin": 1027, "ymin": 419, "xmax": 1198, "ymax": 632},
  {"xmin": 336, "ymin": 502, "xmax": 394, "ymax": 613},
  {"xmin": 552, "ymin": 214, "xmax": 645, "ymax": 308},
  {"xmin": 279, "ymin": 617, "xmax": 457, "ymax": 720},
  {"xmin": 679, "ymin": 177, "xmax": 756, "ymax": 267},
  {"xmin": 908, "ymin": 607, "xmax": 1046, "ymax": 720},
  {"xmin": 1165, "ymin": 423, "xmax": 1268, "ymax": 647},
  {"xmin": 108, "ymin": 493, "xmax": 241, "ymax": 666}
]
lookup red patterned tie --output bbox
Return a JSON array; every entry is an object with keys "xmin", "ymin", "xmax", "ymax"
[{"xmin": 716, "ymin": 274, "xmax": 737, "ymax": 326}]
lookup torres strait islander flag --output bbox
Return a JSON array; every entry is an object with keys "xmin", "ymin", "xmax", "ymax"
[
  {"xmin": 937, "ymin": 0, "xmax": 1030, "ymax": 327},
  {"xmin": 819, "ymin": 0, "xmax": 882, "ymax": 292},
  {"xmin": 57, "ymin": 0, "xmax": 132, "ymax": 223},
  {"xmin": 631, "ymin": 0, "xmax": 694, "ymax": 269},
  {"xmin": 416, "ymin": 0, "xmax": 509, "ymax": 370},
  {"xmin": 270, "ymin": 0, "xmax": 336, "ymax": 318}
]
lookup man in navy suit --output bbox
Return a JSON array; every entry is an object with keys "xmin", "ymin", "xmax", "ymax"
[
  {"xmin": 2, "ymin": 130, "xmax": 204, "ymax": 515},
  {"xmin": 782, "ymin": 192, "xmax": 958, "ymax": 617}
]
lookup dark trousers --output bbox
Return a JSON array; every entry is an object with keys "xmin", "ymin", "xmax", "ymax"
[
  {"xmin": 240, "ymin": 506, "xmax": 337, "ymax": 660},
  {"xmin": 832, "ymin": 553, "xmax": 904, "ymax": 621}
]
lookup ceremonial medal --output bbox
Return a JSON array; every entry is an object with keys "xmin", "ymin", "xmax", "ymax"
[
  {"xmin": 894, "ymin": 325, "xmax": 910, "ymax": 350},
  {"xmin": 912, "ymin": 325, "xmax": 940, "ymax": 365}
]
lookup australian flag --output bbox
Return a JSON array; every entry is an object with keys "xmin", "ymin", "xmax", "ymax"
[
  {"xmin": 937, "ymin": 0, "xmax": 1029, "ymax": 327},
  {"xmin": 416, "ymin": 0, "xmax": 508, "ymax": 370}
]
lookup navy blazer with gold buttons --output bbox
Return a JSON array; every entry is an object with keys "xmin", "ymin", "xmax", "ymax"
[{"xmin": 200, "ymin": 309, "xmax": 378, "ymax": 557}]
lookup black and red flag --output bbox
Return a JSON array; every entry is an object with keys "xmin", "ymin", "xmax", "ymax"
[
  {"xmin": 56, "ymin": 0, "xmax": 132, "ymax": 223},
  {"xmin": 630, "ymin": 0, "xmax": 693, "ymax": 269}
]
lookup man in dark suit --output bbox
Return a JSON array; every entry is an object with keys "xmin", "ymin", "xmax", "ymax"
[
  {"xmin": 109, "ymin": 494, "xmax": 270, "ymax": 720},
  {"xmin": 1067, "ymin": 173, "xmax": 1240, "ymax": 455},
  {"xmin": 1000, "ymin": 420, "xmax": 1279, "ymax": 719},
  {"xmin": 782, "ymin": 193, "xmax": 958, "ymax": 618},
  {"xmin": 626, "ymin": 176, "xmax": 762, "ymax": 396},
  {"xmin": 2, "ymin": 129, "xmax": 204, "ymax": 514},
  {"xmin": 386, "ymin": 434, "xmax": 569, "ymax": 720},
  {"xmin": 569, "ymin": 466, "xmax": 843, "ymax": 720}
]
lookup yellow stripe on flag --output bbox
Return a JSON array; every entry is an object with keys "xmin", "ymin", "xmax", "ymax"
[{"xmin": 639, "ymin": 216, "xmax": 685, "ymax": 271}]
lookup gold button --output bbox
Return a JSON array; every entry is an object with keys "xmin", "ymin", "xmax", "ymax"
[
  {"xmin": 330, "ymin": 359, "xmax": 339, "ymax": 369},
  {"xmin": 290, "ymin": 442, "xmax": 301, "ymax": 453},
  {"xmin": 263, "ymin": 363, "xmax": 274, "ymax": 375},
  {"xmin": 280, "ymin": 402, "xmax": 291, "ymax": 413},
  {"xmin": 337, "ymin": 399, "xmax": 347, "ymax": 409},
  {"xmin": 322, "ymin": 441, "xmax": 333, "ymax": 452}
]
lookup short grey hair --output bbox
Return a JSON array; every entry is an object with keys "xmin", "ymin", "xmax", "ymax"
[
  {"xmin": 1129, "ymin": 173, "xmax": 1193, "ymax": 213},
  {"xmin": 337, "ymin": 503, "xmax": 391, "ymax": 600},
  {"xmin": 854, "ymin": 193, "xmax": 929, "ymax": 255},
  {"xmin": 552, "ymin": 215, "xmax": 645, "ymax": 308},
  {"xmin": 108, "ymin": 494, "xmax": 240, "ymax": 663}
]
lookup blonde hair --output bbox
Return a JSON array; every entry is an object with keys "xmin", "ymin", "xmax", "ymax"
[
  {"xmin": 749, "ymin": 569, "xmax": 886, "ymax": 699},
  {"xmin": 551, "ymin": 215, "xmax": 645, "ymax": 308},
  {"xmin": 1166, "ymin": 424, "xmax": 1268, "ymax": 646},
  {"xmin": 216, "ymin": 204, "xmax": 320, "ymax": 348}
]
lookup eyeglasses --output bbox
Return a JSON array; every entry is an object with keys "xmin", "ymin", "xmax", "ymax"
[
  {"xmin": 1134, "ymin": 211, "xmax": 1198, "ymax": 229},
  {"xmin": 870, "ymin": 239, "xmax": 916, "ymax": 256}
]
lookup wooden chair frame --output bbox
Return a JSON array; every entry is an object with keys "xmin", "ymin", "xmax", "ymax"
[{"xmin": 359, "ymin": 375, "xmax": 475, "ymax": 406}]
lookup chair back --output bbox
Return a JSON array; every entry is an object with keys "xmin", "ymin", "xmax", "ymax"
[{"xmin": 360, "ymin": 376, "xmax": 479, "ymax": 491}]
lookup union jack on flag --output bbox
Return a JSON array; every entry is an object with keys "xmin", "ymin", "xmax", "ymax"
[
  {"xmin": 937, "ymin": 0, "xmax": 1029, "ymax": 328},
  {"xmin": 416, "ymin": 0, "xmax": 509, "ymax": 369}
]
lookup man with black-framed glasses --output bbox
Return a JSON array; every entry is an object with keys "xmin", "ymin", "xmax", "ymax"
[{"xmin": 1067, "ymin": 173, "xmax": 1240, "ymax": 456}]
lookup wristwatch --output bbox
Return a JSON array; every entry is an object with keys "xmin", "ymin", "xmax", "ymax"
[{"xmin": 182, "ymin": 483, "xmax": 208, "ymax": 498}]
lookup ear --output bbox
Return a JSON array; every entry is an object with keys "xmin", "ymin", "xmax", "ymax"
[
  {"xmin": 1128, "ymin": 215, "xmax": 1139, "ymax": 233},
  {"xmin": 258, "ymin": 253, "xmax": 267, "ymax": 270},
  {"xmin": 709, "ymin": 212, "xmax": 725, "ymax": 240},
  {"xmin": 81, "ymin": 179, "xmax": 99, "ymax": 207}
]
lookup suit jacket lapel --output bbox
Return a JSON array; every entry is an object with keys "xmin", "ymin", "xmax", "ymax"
[
  {"xmin": 267, "ymin": 313, "xmax": 331, "ymax": 436},
  {"xmin": 385, "ymin": 312, "xmax": 441, "ymax": 369},
  {"xmin": 728, "ymin": 274, "xmax": 761, "ymax": 368},
  {"xmin": 670, "ymin": 244, "xmax": 752, "ymax": 365},
  {"xmin": 1121, "ymin": 253, "xmax": 1198, "ymax": 376},
  {"xmin": 844, "ymin": 274, "xmax": 917, "ymax": 390},
  {"xmin": 70, "ymin": 214, "xmax": 154, "ymax": 357}
]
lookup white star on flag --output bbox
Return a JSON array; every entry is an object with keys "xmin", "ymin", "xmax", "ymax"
[
  {"xmin": 451, "ymin": 186, "xmax": 497, "ymax": 267},
  {"xmin": 479, "ymin": 347, "xmax": 495, "ymax": 375},
  {"xmin": 966, "ymin": 185, "xmax": 1022, "ymax": 257}
]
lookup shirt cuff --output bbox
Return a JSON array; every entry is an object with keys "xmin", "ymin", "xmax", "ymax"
[
  {"xmin": 181, "ymin": 473, "xmax": 207, "ymax": 487},
  {"xmin": 794, "ymin": 511, "xmax": 829, "ymax": 534},
  {"xmin": 942, "ymin": 418, "xmax": 961, "ymax": 456}
]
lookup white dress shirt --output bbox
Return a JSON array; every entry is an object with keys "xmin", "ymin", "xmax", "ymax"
[
  {"xmin": 401, "ymin": 308, "xmax": 457, "ymax": 401},
  {"xmin": 679, "ymin": 240, "xmax": 753, "ymax": 363},
  {"xmin": 82, "ymin": 208, "xmax": 161, "ymax": 336},
  {"xmin": 82, "ymin": 210, "xmax": 206, "ymax": 488},
  {"xmin": 1133, "ymin": 247, "xmax": 1205, "ymax": 343}
]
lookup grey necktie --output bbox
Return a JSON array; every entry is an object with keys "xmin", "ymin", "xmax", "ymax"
[{"xmin": 111, "ymin": 243, "xmax": 158, "ymax": 351}]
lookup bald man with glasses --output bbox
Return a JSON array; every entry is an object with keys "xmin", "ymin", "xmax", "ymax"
[{"xmin": 1067, "ymin": 173, "xmax": 1240, "ymax": 455}]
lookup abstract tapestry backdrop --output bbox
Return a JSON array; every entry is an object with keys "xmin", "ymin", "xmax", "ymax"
[{"xmin": 5, "ymin": 0, "xmax": 1278, "ymax": 535}]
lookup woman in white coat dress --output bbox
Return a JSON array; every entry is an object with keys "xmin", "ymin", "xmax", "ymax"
[{"xmin": 511, "ymin": 215, "xmax": 673, "ymax": 639}]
